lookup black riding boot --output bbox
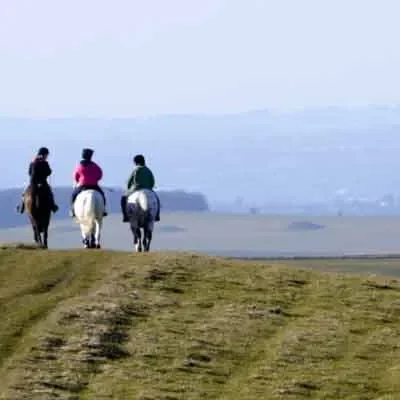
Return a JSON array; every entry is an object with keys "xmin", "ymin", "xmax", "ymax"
[
  {"xmin": 99, "ymin": 190, "xmax": 108, "ymax": 217},
  {"xmin": 48, "ymin": 188, "xmax": 58, "ymax": 213},
  {"xmin": 16, "ymin": 195, "xmax": 25, "ymax": 214},
  {"xmin": 51, "ymin": 202, "xmax": 59, "ymax": 213},
  {"xmin": 70, "ymin": 187, "xmax": 81, "ymax": 217},
  {"xmin": 121, "ymin": 195, "xmax": 129, "ymax": 222}
]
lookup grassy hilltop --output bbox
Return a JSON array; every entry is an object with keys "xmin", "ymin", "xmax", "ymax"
[{"xmin": 1, "ymin": 249, "xmax": 400, "ymax": 399}]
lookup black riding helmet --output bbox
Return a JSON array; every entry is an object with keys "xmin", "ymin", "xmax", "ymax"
[
  {"xmin": 37, "ymin": 147, "xmax": 49, "ymax": 157},
  {"xmin": 133, "ymin": 154, "xmax": 145, "ymax": 166},
  {"xmin": 82, "ymin": 148, "xmax": 94, "ymax": 161}
]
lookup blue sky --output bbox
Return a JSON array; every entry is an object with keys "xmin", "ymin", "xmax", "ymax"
[{"xmin": 0, "ymin": 0, "xmax": 399, "ymax": 117}]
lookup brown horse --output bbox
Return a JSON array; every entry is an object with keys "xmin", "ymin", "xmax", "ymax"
[{"xmin": 24, "ymin": 184, "xmax": 52, "ymax": 249}]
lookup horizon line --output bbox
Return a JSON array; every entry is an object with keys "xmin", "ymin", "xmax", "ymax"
[{"xmin": 0, "ymin": 103, "xmax": 399, "ymax": 120}]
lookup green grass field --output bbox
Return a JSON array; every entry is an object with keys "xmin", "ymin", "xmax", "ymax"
[{"xmin": 1, "ymin": 248, "xmax": 400, "ymax": 399}]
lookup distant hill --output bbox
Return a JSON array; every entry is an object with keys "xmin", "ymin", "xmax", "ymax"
[
  {"xmin": 3, "ymin": 106, "xmax": 400, "ymax": 204},
  {"xmin": 0, "ymin": 187, "xmax": 209, "ymax": 229}
]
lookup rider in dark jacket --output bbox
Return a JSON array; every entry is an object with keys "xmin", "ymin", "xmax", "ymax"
[{"xmin": 17, "ymin": 147, "xmax": 59, "ymax": 214}]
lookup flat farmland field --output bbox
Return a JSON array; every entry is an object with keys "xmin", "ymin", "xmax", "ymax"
[{"xmin": 2, "ymin": 213, "xmax": 400, "ymax": 258}]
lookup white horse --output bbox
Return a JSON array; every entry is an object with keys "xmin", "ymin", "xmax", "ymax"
[
  {"xmin": 127, "ymin": 189, "xmax": 158, "ymax": 252},
  {"xmin": 73, "ymin": 190, "xmax": 105, "ymax": 249}
]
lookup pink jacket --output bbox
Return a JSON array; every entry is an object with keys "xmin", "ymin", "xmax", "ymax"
[{"xmin": 74, "ymin": 161, "xmax": 103, "ymax": 186}]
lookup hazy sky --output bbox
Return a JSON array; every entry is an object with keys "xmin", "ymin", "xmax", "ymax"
[{"xmin": 1, "ymin": 0, "xmax": 399, "ymax": 117}]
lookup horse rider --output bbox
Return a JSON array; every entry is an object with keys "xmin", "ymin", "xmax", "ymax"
[
  {"xmin": 17, "ymin": 147, "xmax": 59, "ymax": 214},
  {"xmin": 70, "ymin": 148, "xmax": 108, "ymax": 217},
  {"xmin": 121, "ymin": 154, "xmax": 161, "ymax": 222}
]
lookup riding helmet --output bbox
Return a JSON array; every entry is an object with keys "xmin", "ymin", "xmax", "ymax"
[
  {"xmin": 37, "ymin": 147, "xmax": 49, "ymax": 156},
  {"xmin": 82, "ymin": 148, "xmax": 94, "ymax": 160},
  {"xmin": 133, "ymin": 154, "xmax": 145, "ymax": 165}
]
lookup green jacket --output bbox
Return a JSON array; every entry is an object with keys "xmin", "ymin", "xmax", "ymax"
[{"xmin": 126, "ymin": 165, "xmax": 155, "ymax": 195}]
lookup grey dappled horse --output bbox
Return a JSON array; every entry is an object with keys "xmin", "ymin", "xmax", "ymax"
[{"xmin": 127, "ymin": 189, "xmax": 158, "ymax": 252}]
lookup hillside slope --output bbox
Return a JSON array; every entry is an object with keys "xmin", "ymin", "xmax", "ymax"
[{"xmin": 0, "ymin": 249, "xmax": 400, "ymax": 399}]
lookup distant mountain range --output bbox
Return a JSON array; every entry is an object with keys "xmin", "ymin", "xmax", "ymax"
[
  {"xmin": 2, "ymin": 106, "xmax": 400, "ymax": 204},
  {"xmin": 0, "ymin": 187, "xmax": 209, "ymax": 229}
]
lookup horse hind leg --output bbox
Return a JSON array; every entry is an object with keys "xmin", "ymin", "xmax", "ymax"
[
  {"xmin": 33, "ymin": 229, "xmax": 39, "ymax": 244},
  {"xmin": 94, "ymin": 221, "xmax": 102, "ymax": 249},
  {"xmin": 32, "ymin": 225, "xmax": 42, "ymax": 247},
  {"xmin": 41, "ymin": 218, "xmax": 50, "ymax": 249},
  {"xmin": 143, "ymin": 227, "xmax": 152, "ymax": 252},
  {"xmin": 81, "ymin": 229, "xmax": 90, "ymax": 249},
  {"xmin": 135, "ymin": 228, "xmax": 142, "ymax": 252},
  {"xmin": 80, "ymin": 223, "xmax": 91, "ymax": 249},
  {"xmin": 37, "ymin": 232, "xmax": 45, "ymax": 249},
  {"xmin": 146, "ymin": 230, "xmax": 153, "ymax": 252},
  {"xmin": 43, "ymin": 229, "xmax": 48, "ymax": 249},
  {"xmin": 90, "ymin": 234, "xmax": 96, "ymax": 249},
  {"xmin": 144, "ymin": 218, "xmax": 154, "ymax": 252},
  {"xmin": 91, "ymin": 234, "xmax": 101, "ymax": 249}
]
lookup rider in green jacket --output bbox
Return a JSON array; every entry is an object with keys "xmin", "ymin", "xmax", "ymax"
[{"xmin": 121, "ymin": 154, "xmax": 161, "ymax": 222}]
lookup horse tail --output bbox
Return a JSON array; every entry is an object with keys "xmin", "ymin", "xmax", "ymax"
[
  {"xmin": 139, "ymin": 190, "xmax": 158, "ymax": 224},
  {"xmin": 137, "ymin": 191, "xmax": 149, "ymax": 211},
  {"xmin": 79, "ymin": 192, "xmax": 97, "ymax": 238}
]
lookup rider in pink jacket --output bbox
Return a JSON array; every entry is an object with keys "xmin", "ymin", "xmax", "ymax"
[
  {"xmin": 74, "ymin": 160, "xmax": 103, "ymax": 186},
  {"xmin": 70, "ymin": 148, "xmax": 107, "ymax": 217}
]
